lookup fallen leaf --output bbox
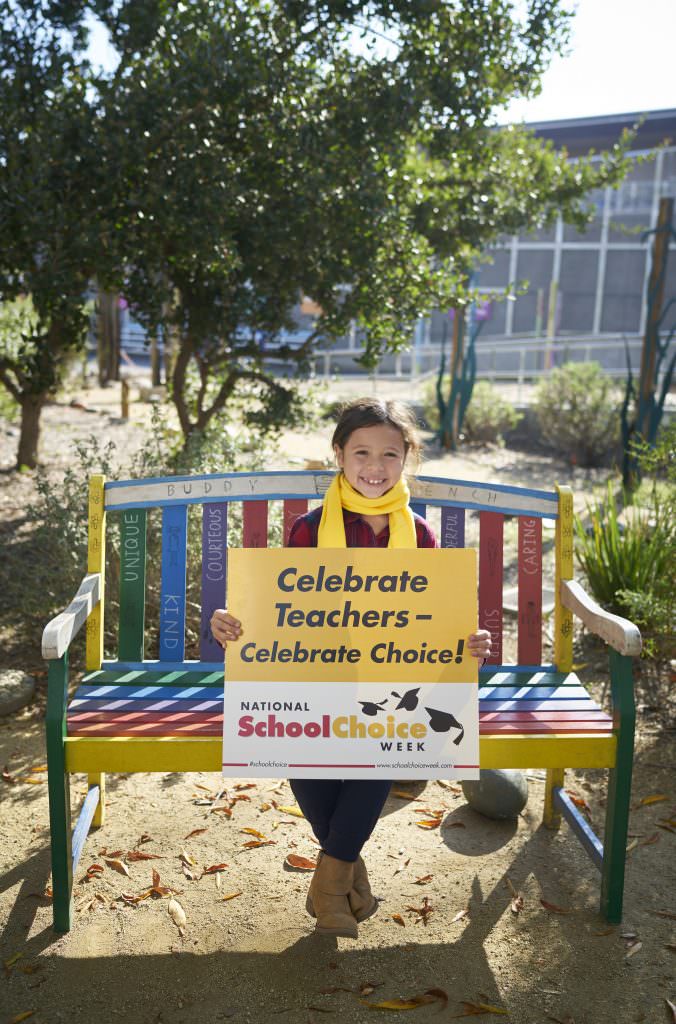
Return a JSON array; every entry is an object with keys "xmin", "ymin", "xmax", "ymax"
[
  {"xmin": 4, "ymin": 951, "xmax": 24, "ymax": 970},
  {"xmin": 29, "ymin": 765, "xmax": 48, "ymax": 772},
  {"xmin": 505, "ymin": 877, "xmax": 518, "ymax": 897},
  {"xmin": 259, "ymin": 803, "xmax": 272, "ymax": 812},
  {"xmin": 194, "ymin": 783, "xmax": 215, "ymax": 793},
  {"xmin": 277, "ymin": 805, "xmax": 305, "ymax": 817},
  {"xmin": 511, "ymin": 895, "xmax": 524, "ymax": 915},
  {"xmin": 363, "ymin": 996, "xmax": 434, "ymax": 1010},
  {"xmin": 234, "ymin": 782, "xmax": 257, "ymax": 791},
  {"xmin": 359, "ymin": 982, "xmax": 385, "ymax": 996},
  {"xmin": 242, "ymin": 840, "xmax": 277, "ymax": 848},
  {"xmin": 241, "ymin": 828, "xmax": 267, "ymax": 840},
  {"xmin": 639, "ymin": 833, "xmax": 660, "ymax": 846},
  {"xmin": 638, "ymin": 793, "xmax": 668, "ymax": 806},
  {"xmin": 414, "ymin": 875, "xmax": 433, "ymax": 885},
  {"xmin": 168, "ymin": 898, "xmax": 187, "ymax": 935},
  {"xmin": 179, "ymin": 850, "xmax": 197, "ymax": 866},
  {"xmin": 222, "ymin": 891, "xmax": 242, "ymax": 901},
  {"xmin": 416, "ymin": 807, "xmax": 446, "ymax": 817},
  {"xmin": 10, "ymin": 1013, "xmax": 35, "ymax": 1023},
  {"xmin": 666, "ymin": 999, "xmax": 676, "ymax": 1023},
  {"xmin": 406, "ymin": 897, "xmax": 434, "ymax": 926},
  {"xmin": 230, "ymin": 794, "xmax": 251, "ymax": 804},
  {"xmin": 540, "ymin": 900, "xmax": 570, "ymax": 914},
  {"xmin": 23, "ymin": 778, "xmax": 46, "ymax": 785},
  {"xmin": 456, "ymin": 1001, "xmax": 509, "ymax": 1016},
  {"xmin": 391, "ymin": 914, "xmax": 406, "ymax": 926},
  {"xmin": 138, "ymin": 833, "xmax": 154, "ymax": 844},
  {"xmin": 391, "ymin": 790, "xmax": 420, "ymax": 800},
  {"xmin": 436, "ymin": 780, "xmax": 462, "ymax": 792},
  {"xmin": 286, "ymin": 854, "xmax": 317, "ymax": 871},
  {"xmin": 452, "ymin": 908, "xmax": 469, "ymax": 923},
  {"xmin": 625, "ymin": 941, "xmax": 642, "ymax": 959},
  {"xmin": 85, "ymin": 864, "xmax": 105, "ymax": 880},
  {"xmin": 203, "ymin": 863, "xmax": 229, "ymax": 874},
  {"xmin": 593, "ymin": 928, "xmax": 615, "ymax": 936},
  {"xmin": 210, "ymin": 805, "xmax": 232, "ymax": 816},
  {"xmin": 104, "ymin": 858, "xmax": 130, "ymax": 877},
  {"xmin": 417, "ymin": 819, "xmax": 442, "ymax": 829},
  {"xmin": 182, "ymin": 864, "xmax": 198, "ymax": 881},
  {"xmin": 626, "ymin": 838, "xmax": 639, "ymax": 854},
  {"xmin": 652, "ymin": 910, "xmax": 676, "ymax": 920},
  {"xmin": 127, "ymin": 850, "xmax": 163, "ymax": 862},
  {"xmin": 183, "ymin": 828, "xmax": 208, "ymax": 840},
  {"xmin": 2, "ymin": 767, "xmax": 16, "ymax": 784}
]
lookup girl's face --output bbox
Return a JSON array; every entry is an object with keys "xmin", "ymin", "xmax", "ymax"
[{"xmin": 334, "ymin": 423, "xmax": 407, "ymax": 498}]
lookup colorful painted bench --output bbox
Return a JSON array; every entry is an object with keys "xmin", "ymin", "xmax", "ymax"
[{"xmin": 42, "ymin": 470, "xmax": 642, "ymax": 932}]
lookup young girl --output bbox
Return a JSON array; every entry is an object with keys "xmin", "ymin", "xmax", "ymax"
[{"xmin": 211, "ymin": 397, "xmax": 491, "ymax": 939}]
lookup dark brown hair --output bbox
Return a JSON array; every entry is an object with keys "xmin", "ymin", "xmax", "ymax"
[{"xmin": 331, "ymin": 397, "xmax": 423, "ymax": 467}]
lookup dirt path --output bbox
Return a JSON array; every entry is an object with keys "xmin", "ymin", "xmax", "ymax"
[{"xmin": 1, "ymin": 380, "xmax": 674, "ymax": 1024}]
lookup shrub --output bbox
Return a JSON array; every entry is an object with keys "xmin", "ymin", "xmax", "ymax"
[
  {"xmin": 533, "ymin": 361, "xmax": 622, "ymax": 466},
  {"xmin": 422, "ymin": 377, "xmax": 521, "ymax": 444},
  {"xmin": 575, "ymin": 422, "xmax": 675, "ymax": 663}
]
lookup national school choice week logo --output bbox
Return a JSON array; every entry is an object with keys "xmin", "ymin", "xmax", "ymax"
[{"xmin": 237, "ymin": 687, "xmax": 465, "ymax": 754}]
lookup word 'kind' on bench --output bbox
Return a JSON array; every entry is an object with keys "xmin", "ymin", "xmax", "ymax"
[{"xmin": 42, "ymin": 470, "xmax": 642, "ymax": 932}]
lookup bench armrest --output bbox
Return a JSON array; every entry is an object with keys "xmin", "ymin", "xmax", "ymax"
[
  {"xmin": 42, "ymin": 573, "xmax": 101, "ymax": 660},
  {"xmin": 560, "ymin": 579, "xmax": 642, "ymax": 657}
]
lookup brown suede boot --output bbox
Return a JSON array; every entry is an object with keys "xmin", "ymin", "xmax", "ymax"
[
  {"xmin": 348, "ymin": 856, "xmax": 378, "ymax": 922},
  {"xmin": 306, "ymin": 853, "xmax": 358, "ymax": 938}
]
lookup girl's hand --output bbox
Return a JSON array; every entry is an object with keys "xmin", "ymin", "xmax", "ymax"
[
  {"xmin": 210, "ymin": 608, "xmax": 242, "ymax": 649},
  {"xmin": 467, "ymin": 629, "xmax": 492, "ymax": 661}
]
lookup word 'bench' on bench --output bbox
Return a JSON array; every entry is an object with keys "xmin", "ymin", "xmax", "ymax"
[{"xmin": 42, "ymin": 470, "xmax": 642, "ymax": 932}]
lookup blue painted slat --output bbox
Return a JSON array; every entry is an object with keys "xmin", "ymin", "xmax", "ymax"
[
  {"xmin": 478, "ymin": 685, "xmax": 590, "ymax": 700},
  {"xmin": 200, "ymin": 503, "xmax": 228, "ymax": 661},
  {"xmin": 70, "ymin": 696, "xmax": 224, "ymax": 711},
  {"xmin": 410, "ymin": 502, "xmax": 426, "ymax": 521},
  {"xmin": 553, "ymin": 787, "xmax": 604, "ymax": 871},
  {"xmin": 75, "ymin": 684, "xmax": 222, "ymax": 700},
  {"xmin": 71, "ymin": 785, "xmax": 101, "ymax": 875},
  {"xmin": 479, "ymin": 664, "xmax": 558, "ymax": 674},
  {"xmin": 159, "ymin": 505, "xmax": 188, "ymax": 661},
  {"xmin": 441, "ymin": 507, "xmax": 465, "ymax": 548}
]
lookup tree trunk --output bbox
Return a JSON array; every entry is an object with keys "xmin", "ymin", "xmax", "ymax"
[
  {"xmin": 17, "ymin": 393, "xmax": 45, "ymax": 469},
  {"xmin": 171, "ymin": 338, "xmax": 195, "ymax": 439}
]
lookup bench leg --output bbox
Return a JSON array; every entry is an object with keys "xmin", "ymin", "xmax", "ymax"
[
  {"xmin": 600, "ymin": 651, "xmax": 636, "ymax": 924},
  {"xmin": 543, "ymin": 768, "xmax": 564, "ymax": 829},
  {"xmin": 46, "ymin": 656, "xmax": 73, "ymax": 933},
  {"xmin": 88, "ymin": 772, "xmax": 106, "ymax": 827}
]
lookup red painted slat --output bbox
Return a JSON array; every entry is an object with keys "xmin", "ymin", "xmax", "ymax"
[
  {"xmin": 479, "ymin": 720, "xmax": 613, "ymax": 734},
  {"xmin": 68, "ymin": 721, "xmax": 223, "ymax": 736},
  {"xmin": 518, "ymin": 516, "xmax": 542, "ymax": 664},
  {"xmin": 243, "ymin": 501, "xmax": 268, "ymax": 548},
  {"xmin": 480, "ymin": 711, "xmax": 611, "ymax": 723},
  {"xmin": 283, "ymin": 499, "xmax": 308, "ymax": 545},
  {"xmin": 479, "ymin": 511, "xmax": 503, "ymax": 665}
]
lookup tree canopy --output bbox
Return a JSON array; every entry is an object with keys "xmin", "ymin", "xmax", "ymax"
[{"xmin": 0, "ymin": 0, "xmax": 633, "ymax": 462}]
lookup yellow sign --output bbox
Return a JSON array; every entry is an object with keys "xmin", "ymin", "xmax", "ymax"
[{"xmin": 226, "ymin": 548, "xmax": 477, "ymax": 685}]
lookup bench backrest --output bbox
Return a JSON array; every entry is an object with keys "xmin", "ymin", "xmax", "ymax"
[{"xmin": 87, "ymin": 471, "xmax": 573, "ymax": 677}]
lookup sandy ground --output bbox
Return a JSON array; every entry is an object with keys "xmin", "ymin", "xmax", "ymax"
[{"xmin": 1, "ymin": 378, "xmax": 675, "ymax": 1024}]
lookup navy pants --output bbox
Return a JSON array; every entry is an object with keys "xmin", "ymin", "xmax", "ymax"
[{"xmin": 289, "ymin": 779, "xmax": 392, "ymax": 862}]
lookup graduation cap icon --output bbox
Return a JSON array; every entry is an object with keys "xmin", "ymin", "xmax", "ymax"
[
  {"xmin": 391, "ymin": 687, "xmax": 420, "ymax": 712},
  {"xmin": 425, "ymin": 707, "xmax": 465, "ymax": 745},
  {"xmin": 358, "ymin": 699, "xmax": 388, "ymax": 717}
]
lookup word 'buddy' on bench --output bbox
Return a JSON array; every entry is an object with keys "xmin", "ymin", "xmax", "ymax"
[{"xmin": 42, "ymin": 469, "xmax": 642, "ymax": 933}]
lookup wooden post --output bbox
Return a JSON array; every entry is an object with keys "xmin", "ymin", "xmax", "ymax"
[
  {"xmin": 637, "ymin": 196, "xmax": 673, "ymax": 440},
  {"xmin": 120, "ymin": 378, "xmax": 129, "ymax": 420}
]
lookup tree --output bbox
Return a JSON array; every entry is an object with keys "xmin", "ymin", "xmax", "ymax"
[
  {"xmin": 0, "ymin": 2, "xmax": 105, "ymax": 468},
  {"xmin": 97, "ymin": 0, "xmax": 631, "ymax": 442}
]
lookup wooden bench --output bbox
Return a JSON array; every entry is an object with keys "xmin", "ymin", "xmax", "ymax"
[{"xmin": 42, "ymin": 469, "xmax": 642, "ymax": 933}]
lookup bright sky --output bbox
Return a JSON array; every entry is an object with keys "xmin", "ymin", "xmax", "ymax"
[{"xmin": 87, "ymin": 0, "xmax": 676, "ymax": 125}]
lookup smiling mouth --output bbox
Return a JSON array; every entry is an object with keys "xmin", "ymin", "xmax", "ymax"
[{"xmin": 360, "ymin": 477, "xmax": 386, "ymax": 486}]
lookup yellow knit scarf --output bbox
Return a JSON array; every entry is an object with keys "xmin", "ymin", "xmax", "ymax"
[{"xmin": 317, "ymin": 473, "xmax": 417, "ymax": 548}]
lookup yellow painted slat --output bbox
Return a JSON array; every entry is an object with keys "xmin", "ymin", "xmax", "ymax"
[
  {"xmin": 65, "ymin": 733, "xmax": 616, "ymax": 774},
  {"xmin": 480, "ymin": 733, "xmax": 616, "ymax": 769},
  {"xmin": 554, "ymin": 484, "xmax": 574, "ymax": 672},
  {"xmin": 86, "ymin": 475, "xmax": 106, "ymax": 671},
  {"xmin": 66, "ymin": 737, "xmax": 222, "ymax": 773}
]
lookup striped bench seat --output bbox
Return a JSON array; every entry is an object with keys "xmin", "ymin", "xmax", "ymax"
[
  {"xmin": 66, "ymin": 673, "xmax": 613, "ymax": 739},
  {"xmin": 43, "ymin": 469, "xmax": 641, "ymax": 933}
]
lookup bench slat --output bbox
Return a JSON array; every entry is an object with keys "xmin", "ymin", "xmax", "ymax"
[
  {"xmin": 479, "ymin": 511, "xmax": 503, "ymax": 665},
  {"xmin": 243, "ymin": 500, "xmax": 268, "ymax": 548},
  {"xmin": 200, "ymin": 503, "xmax": 228, "ymax": 661},
  {"xmin": 118, "ymin": 510, "xmax": 147, "ymax": 661},
  {"xmin": 159, "ymin": 505, "xmax": 188, "ymax": 661},
  {"xmin": 518, "ymin": 516, "xmax": 542, "ymax": 664},
  {"xmin": 440, "ymin": 507, "xmax": 465, "ymax": 548},
  {"xmin": 283, "ymin": 499, "xmax": 308, "ymax": 544}
]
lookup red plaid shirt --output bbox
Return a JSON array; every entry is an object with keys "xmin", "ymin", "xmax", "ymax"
[{"xmin": 287, "ymin": 506, "xmax": 438, "ymax": 549}]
